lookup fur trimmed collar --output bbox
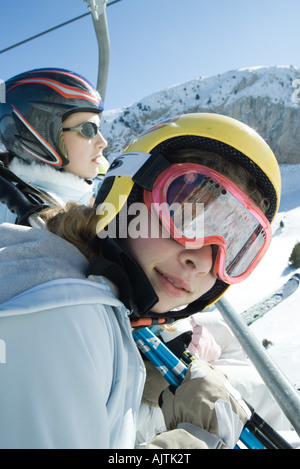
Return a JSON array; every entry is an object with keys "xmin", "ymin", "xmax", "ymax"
[{"xmin": 9, "ymin": 158, "xmax": 94, "ymax": 206}]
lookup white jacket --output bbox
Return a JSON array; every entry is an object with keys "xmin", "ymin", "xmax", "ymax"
[
  {"xmin": 0, "ymin": 223, "xmax": 145, "ymax": 449},
  {"xmin": 0, "ymin": 158, "xmax": 95, "ymax": 224}
]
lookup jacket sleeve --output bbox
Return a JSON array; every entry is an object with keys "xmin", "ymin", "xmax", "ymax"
[{"xmin": 0, "ymin": 301, "xmax": 116, "ymax": 449}]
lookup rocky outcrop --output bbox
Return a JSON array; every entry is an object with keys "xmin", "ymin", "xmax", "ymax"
[{"xmin": 102, "ymin": 66, "xmax": 300, "ymax": 163}]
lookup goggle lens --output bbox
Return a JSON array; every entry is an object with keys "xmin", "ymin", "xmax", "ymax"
[
  {"xmin": 79, "ymin": 122, "xmax": 100, "ymax": 138},
  {"xmin": 63, "ymin": 121, "xmax": 100, "ymax": 139}
]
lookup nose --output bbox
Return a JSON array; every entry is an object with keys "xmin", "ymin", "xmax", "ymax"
[
  {"xmin": 94, "ymin": 131, "xmax": 107, "ymax": 150},
  {"xmin": 179, "ymin": 245, "xmax": 213, "ymax": 276}
]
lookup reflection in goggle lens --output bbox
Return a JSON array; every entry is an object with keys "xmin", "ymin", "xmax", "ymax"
[{"xmin": 166, "ymin": 173, "xmax": 266, "ymax": 278}]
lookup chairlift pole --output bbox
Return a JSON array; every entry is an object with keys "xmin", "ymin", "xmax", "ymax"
[
  {"xmin": 86, "ymin": 0, "xmax": 110, "ymax": 103},
  {"xmin": 216, "ymin": 296, "xmax": 300, "ymax": 437}
]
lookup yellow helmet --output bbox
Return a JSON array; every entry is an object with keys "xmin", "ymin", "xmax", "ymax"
[
  {"xmin": 97, "ymin": 155, "xmax": 110, "ymax": 176},
  {"xmin": 95, "ymin": 113, "xmax": 281, "ymax": 317}
]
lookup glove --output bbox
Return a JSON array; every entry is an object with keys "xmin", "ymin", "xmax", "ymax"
[
  {"xmin": 188, "ymin": 315, "xmax": 222, "ymax": 362},
  {"xmin": 141, "ymin": 325, "xmax": 193, "ymax": 408},
  {"xmin": 159, "ymin": 359, "xmax": 251, "ymax": 449},
  {"xmin": 141, "ymin": 321, "xmax": 220, "ymax": 407},
  {"xmin": 145, "ymin": 428, "xmax": 209, "ymax": 449},
  {"xmin": 142, "ymin": 359, "xmax": 169, "ymax": 407},
  {"xmin": 160, "ymin": 317, "xmax": 221, "ymax": 362}
]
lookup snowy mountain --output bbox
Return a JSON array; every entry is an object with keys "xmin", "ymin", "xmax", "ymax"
[{"xmin": 102, "ymin": 65, "xmax": 300, "ymax": 163}]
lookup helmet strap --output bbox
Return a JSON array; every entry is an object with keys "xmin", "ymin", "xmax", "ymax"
[
  {"xmin": 87, "ymin": 237, "xmax": 159, "ymax": 318},
  {"xmin": 87, "ymin": 237, "xmax": 228, "ymax": 325}
]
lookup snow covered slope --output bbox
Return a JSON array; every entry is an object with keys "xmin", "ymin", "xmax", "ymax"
[{"xmin": 102, "ymin": 65, "xmax": 300, "ymax": 163}]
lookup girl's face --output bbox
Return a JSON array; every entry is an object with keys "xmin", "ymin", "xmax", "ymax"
[
  {"xmin": 62, "ymin": 112, "xmax": 107, "ymax": 179},
  {"xmin": 121, "ymin": 214, "xmax": 216, "ymax": 314}
]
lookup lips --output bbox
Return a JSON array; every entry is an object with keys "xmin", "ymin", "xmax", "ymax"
[
  {"xmin": 155, "ymin": 268, "xmax": 192, "ymax": 297},
  {"xmin": 92, "ymin": 156, "xmax": 102, "ymax": 164}
]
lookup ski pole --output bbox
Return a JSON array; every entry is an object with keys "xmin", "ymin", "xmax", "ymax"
[
  {"xmin": 216, "ymin": 296, "xmax": 300, "ymax": 438},
  {"xmin": 134, "ymin": 332, "xmax": 181, "ymax": 388},
  {"xmin": 244, "ymin": 403, "xmax": 293, "ymax": 450},
  {"xmin": 241, "ymin": 273, "xmax": 300, "ymax": 325},
  {"xmin": 132, "ymin": 327, "xmax": 266, "ymax": 449},
  {"xmin": 133, "ymin": 326, "xmax": 186, "ymax": 387}
]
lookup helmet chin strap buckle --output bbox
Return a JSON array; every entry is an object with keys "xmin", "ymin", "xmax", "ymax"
[{"xmin": 130, "ymin": 317, "xmax": 167, "ymax": 328}]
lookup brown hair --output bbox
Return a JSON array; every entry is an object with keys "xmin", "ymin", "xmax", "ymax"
[{"xmin": 41, "ymin": 202, "xmax": 98, "ymax": 261}]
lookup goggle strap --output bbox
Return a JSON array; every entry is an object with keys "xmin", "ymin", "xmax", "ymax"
[
  {"xmin": 106, "ymin": 152, "xmax": 152, "ymax": 178},
  {"xmin": 133, "ymin": 152, "xmax": 171, "ymax": 190},
  {"xmin": 106, "ymin": 151, "xmax": 170, "ymax": 191}
]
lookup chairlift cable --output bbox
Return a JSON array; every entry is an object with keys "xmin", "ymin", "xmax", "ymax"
[{"xmin": 0, "ymin": 0, "xmax": 122, "ymax": 55}]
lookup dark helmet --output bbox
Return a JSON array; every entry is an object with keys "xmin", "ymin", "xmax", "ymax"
[{"xmin": 0, "ymin": 68, "xmax": 103, "ymax": 167}]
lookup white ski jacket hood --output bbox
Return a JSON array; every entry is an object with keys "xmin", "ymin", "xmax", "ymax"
[{"xmin": 0, "ymin": 223, "xmax": 145, "ymax": 449}]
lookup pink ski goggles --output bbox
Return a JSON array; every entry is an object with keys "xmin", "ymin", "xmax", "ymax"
[{"xmin": 143, "ymin": 163, "xmax": 271, "ymax": 284}]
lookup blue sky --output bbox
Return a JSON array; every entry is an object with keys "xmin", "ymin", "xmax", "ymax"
[{"xmin": 1, "ymin": 0, "xmax": 300, "ymax": 110}]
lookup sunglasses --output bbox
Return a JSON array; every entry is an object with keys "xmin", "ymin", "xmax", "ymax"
[
  {"xmin": 62, "ymin": 121, "xmax": 101, "ymax": 139},
  {"xmin": 143, "ymin": 163, "xmax": 271, "ymax": 285}
]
